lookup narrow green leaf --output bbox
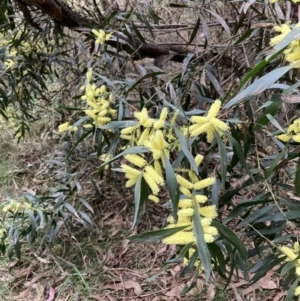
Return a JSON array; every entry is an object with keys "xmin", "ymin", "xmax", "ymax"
[
  {"xmin": 206, "ymin": 65, "xmax": 223, "ymax": 96},
  {"xmin": 205, "ymin": 9, "xmax": 231, "ymax": 37},
  {"xmin": 264, "ymin": 144, "xmax": 288, "ymax": 180},
  {"xmin": 236, "ymin": 206, "xmax": 273, "ymax": 228},
  {"xmin": 224, "ymin": 65, "xmax": 293, "ymax": 109},
  {"xmin": 212, "ymin": 221, "xmax": 247, "ymax": 260},
  {"xmin": 163, "ymin": 151, "xmax": 180, "ymax": 222},
  {"xmin": 66, "ymin": 129, "xmax": 93, "ymax": 159},
  {"xmin": 126, "ymin": 72, "xmax": 164, "ymax": 93},
  {"xmin": 224, "ymin": 194, "xmax": 270, "ymax": 224},
  {"xmin": 132, "ymin": 173, "xmax": 143, "ymax": 228},
  {"xmin": 78, "ymin": 211, "xmax": 93, "ymax": 226},
  {"xmin": 223, "ymin": 131, "xmax": 253, "ymax": 180},
  {"xmin": 254, "ymin": 95, "xmax": 282, "ymax": 131},
  {"xmin": 284, "ymin": 278, "xmax": 298, "ymax": 301},
  {"xmin": 253, "ymin": 211, "xmax": 300, "ymax": 223},
  {"xmin": 281, "ymin": 261, "xmax": 296, "ymax": 278},
  {"xmin": 249, "ymin": 257, "xmax": 284, "ymax": 285},
  {"xmin": 131, "ymin": 21, "xmax": 146, "ymax": 44},
  {"xmin": 128, "ymin": 226, "xmax": 188, "ymax": 243},
  {"xmin": 181, "ymin": 53, "xmax": 194, "ymax": 80},
  {"xmin": 193, "ymin": 200, "xmax": 211, "ymax": 281},
  {"xmin": 199, "ymin": 13, "xmax": 210, "ymax": 40},
  {"xmin": 174, "ymin": 128, "xmax": 198, "ymax": 174},
  {"xmin": 216, "ymin": 132, "xmax": 227, "ymax": 189},
  {"xmin": 295, "ymin": 158, "xmax": 300, "ymax": 196},
  {"xmin": 188, "ymin": 18, "xmax": 200, "ymax": 44},
  {"xmin": 63, "ymin": 202, "xmax": 77, "ymax": 215},
  {"xmin": 266, "ymin": 114, "xmax": 286, "ymax": 133},
  {"xmin": 234, "ymin": 28, "xmax": 254, "ymax": 45},
  {"xmin": 101, "ymin": 121, "xmax": 138, "ymax": 130}
]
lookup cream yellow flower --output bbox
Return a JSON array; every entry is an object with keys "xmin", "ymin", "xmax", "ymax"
[
  {"xmin": 92, "ymin": 29, "xmax": 112, "ymax": 45},
  {"xmin": 124, "ymin": 154, "xmax": 147, "ymax": 168},
  {"xmin": 149, "ymin": 195, "xmax": 159, "ymax": 203},
  {"xmin": 189, "ymin": 100, "xmax": 229, "ymax": 143},
  {"xmin": 277, "ymin": 118, "xmax": 300, "ymax": 142},
  {"xmin": 58, "ymin": 122, "xmax": 78, "ymax": 133},
  {"xmin": 134, "ymin": 108, "xmax": 154, "ymax": 128},
  {"xmin": 154, "ymin": 107, "xmax": 168, "ymax": 129}
]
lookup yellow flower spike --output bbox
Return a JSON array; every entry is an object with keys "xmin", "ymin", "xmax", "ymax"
[
  {"xmin": 162, "ymin": 231, "xmax": 195, "ymax": 245},
  {"xmin": 58, "ymin": 122, "xmax": 71, "ymax": 133},
  {"xmin": 204, "ymin": 234, "xmax": 215, "ymax": 243},
  {"xmin": 195, "ymin": 195, "xmax": 208, "ymax": 203},
  {"xmin": 121, "ymin": 164, "xmax": 141, "ymax": 179},
  {"xmin": 170, "ymin": 110, "xmax": 179, "ymax": 126},
  {"xmin": 198, "ymin": 205, "xmax": 218, "ymax": 218},
  {"xmin": 276, "ymin": 133, "xmax": 291, "ymax": 142},
  {"xmin": 280, "ymin": 246, "xmax": 298, "ymax": 261},
  {"xmin": 154, "ymin": 160, "xmax": 163, "ymax": 177},
  {"xmin": 178, "ymin": 199, "xmax": 193, "ymax": 208},
  {"xmin": 176, "ymin": 174, "xmax": 194, "ymax": 189},
  {"xmin": 179, "ymin": 187, "xmax": 192, "ymax": 197},
  {"xmin": 189, "ymin": 100, "xmax": 229, "ymax": 143},
  {"xmin": 194, "ymin": 154, "xmax": 204, "ymax": 166},
  {"xmin": 294, "ymin": 242, "xmax": 299, "ymax": 253},
  {"xmin": 120, "ymin": 134, "xmax": 132, "ymax": 140},
  {"xmin": 121, "ymin": 126, "xmax": 137, "ymax": 135},
  {"xmin": 145, "ymin": 165, "xmax": 164, "ymax": 186},
  {"xmin": 137, "ymin": 128, "xmax": 150, "ymax": 145},
  {"xmin": 295, "ymin": 286, "xmax": 300, "ymax": 296},
  {"xmin": 193, "ymin": 177, "xmax": 215, "ymax": 190},
  {"xmin": 296, "ymin": 266, "xmax": 300, "ymax": 276},
  {"xmin": 124, "ymin": 154, "xmax": 147, "ymax": 168},
  {"xmin": 86, "ymin": 68, "xmax": 93, "ymax": 82},
  {"xmin": 178, "ymin": 208, "xmax": 194, "ymax": 217},
  {"xmin": 99, "ymin": 85, "xmax": 106, "ymax": 94},
  {"xmin": 188, "ymin": 170, "xmax": 199, "ymax": 184},
  {"xmin": 270, "ymin": 23, "xmax": 291, "ymax": 47},
  {"xmin": 143, "ymin": 172, "xmax": 160, "ymax": 195},
  {"xmin": 149, "ymin": 195, "xmax": 159, "ymax": 203},
  {"xmin": 154, "ymin": 107, "xmax": 168, "ymax": 129},
  {"xmin": 207, "ymin": 99, "xmax": 222, "ymax": 119},
  {"xmin": 201, "ymin": 217, "xmax": 213, "ymax": 227},
  {"xmin": 92, "ymin": 29, "xmax": 112, "ymax": 45},
  {"xmin": 203, "ymin": 225, "xmax": 218, "ymax": 236},
  {"xmin": 152, "ymin": 130, "xmax": 168, "ymax": 150},
  {"xmin": 126, "ymin": 178, "xmax": 139, "ymax": 187},
  {"xmin": 134, "ymin": 108, "xmax": 153, "ymax": 128}
]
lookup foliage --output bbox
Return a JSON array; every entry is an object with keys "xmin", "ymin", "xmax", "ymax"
[{"xmin": 2, "ymin": 0, "xmax": 300, "ymax": 298}]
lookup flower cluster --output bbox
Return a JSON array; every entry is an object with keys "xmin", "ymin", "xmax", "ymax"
[
  {"xmin": 162, "ymin": 158, "xmax": 218, "ymax": 244},
  {"xmin": 119, "ymin": 105, "xmax": 219, "ymax": 268},
  {"xmin": 82, "ymin": 69, "xmax": 116, "ymax": 128},
  {"xmin": 188, "ymin": 100, "xmax": 229, "ymax": 143},
  {"xmin": 120, "ymin": 107, "xmax": 172, "ymax": 202},
  {"xmin": 1, "ymin": 30, "xmax": 48, "ymax": 71},
  {"xmin": 280, "ymin": 242, "xmax": 300, "ymax": 296},
  {"xmin": 276, "ymin": 118, "xmax": 300, "ymax": 142},
  {"xmin": 162, "ymin": 156, "xmax": 218, "ymax": 269},
  {"xmin": 92, "ymin": 29, "xmax": 112, "ymax": 45},
  {"xmin": 2, "ymin": 199, "xmax": 33, "ymax": 214},
  {"xmin": 58, "ymin": 122, "xmax": 78, "ymax": 133},
  {"xmin": 270, "ymin": 22, "xmax": 300, "ymax": 67},
  {"xmin": 58, "ymin": 68, "xmax": 116, "ymax": 133}
]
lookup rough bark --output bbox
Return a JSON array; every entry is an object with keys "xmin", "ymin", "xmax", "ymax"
[{"xmin": 15, "ymin": 0, "xmax": 190, "ymax": 63}]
